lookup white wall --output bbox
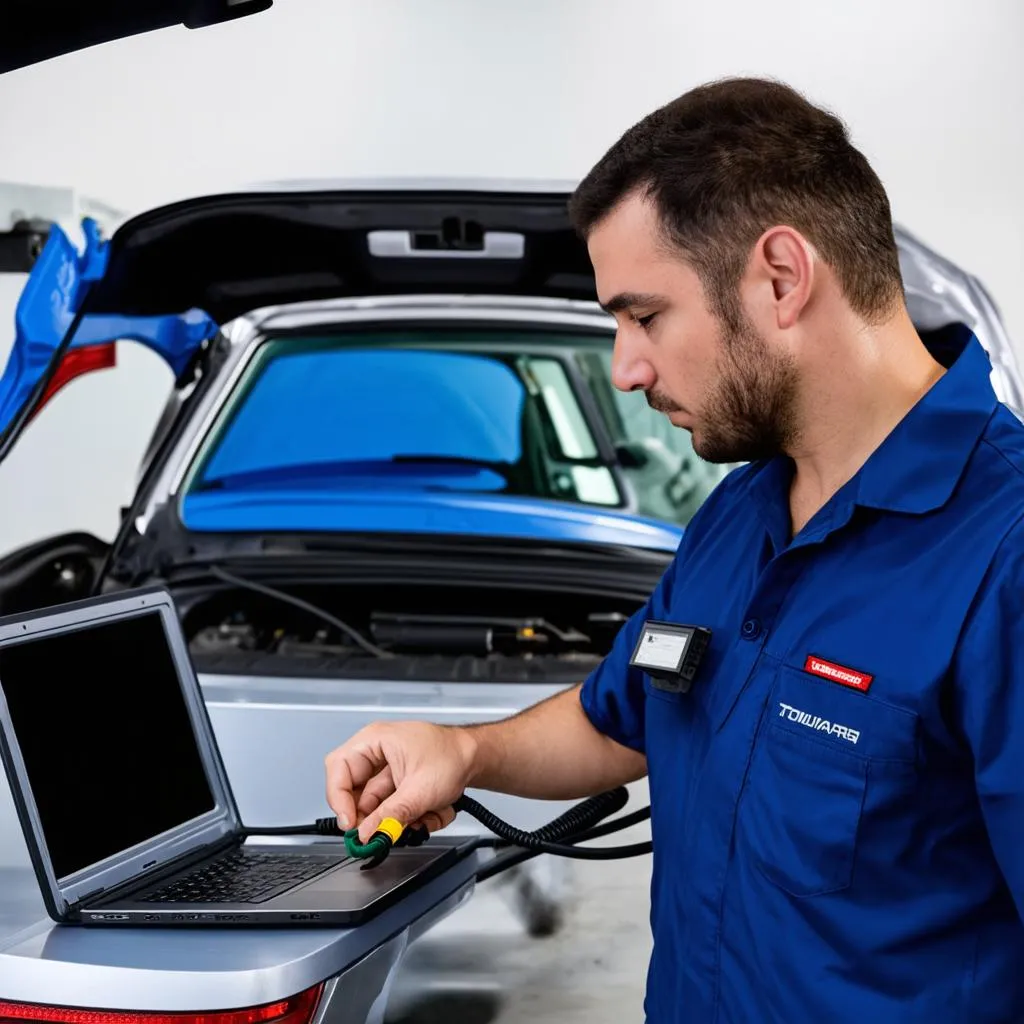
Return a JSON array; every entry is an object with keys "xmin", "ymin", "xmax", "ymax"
[{"xmin": 0, "ymin": 0, "xmax": 1020, "ymax": 550}]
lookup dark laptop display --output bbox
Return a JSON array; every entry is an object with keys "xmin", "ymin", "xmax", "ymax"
[
  {"xmin": 0, "ymin": 610, "xmax": 216, "ymax": 879},
  {"xmin": 0, "ymin": 588, "xmax": 460, "ymax": 926}
]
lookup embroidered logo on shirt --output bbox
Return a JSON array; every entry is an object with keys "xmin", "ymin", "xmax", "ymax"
[
  {"xmin": 777, "ymin": 702, "xmax": 861, "ymax": 745},
  {"xmin": 804, "ymin": 654, "xmax": 874, "ymax": 692}
]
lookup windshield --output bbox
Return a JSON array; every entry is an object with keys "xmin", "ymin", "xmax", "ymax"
[{"xmin": 181, "ymin": 332, "xmax": 624, "ymax": 514}]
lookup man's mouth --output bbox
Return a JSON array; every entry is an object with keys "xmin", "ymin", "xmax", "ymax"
[{"xmin": 644, "ymin": 389, "xmax": 683, "ymax": 415}]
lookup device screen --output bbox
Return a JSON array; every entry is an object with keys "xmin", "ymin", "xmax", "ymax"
[{"xmin": 0, "ymin": 608, "xmax": 217, "ymax": 879}]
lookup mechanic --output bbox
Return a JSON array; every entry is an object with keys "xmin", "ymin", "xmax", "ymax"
[{"xmin": 324, "ymin": 77, "xmax": 1024, "ymax": 1023}]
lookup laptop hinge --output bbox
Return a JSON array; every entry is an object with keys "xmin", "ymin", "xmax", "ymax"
[{"xmin": 71, "ymin": 885, "xmax": 105, "ymax": 910}]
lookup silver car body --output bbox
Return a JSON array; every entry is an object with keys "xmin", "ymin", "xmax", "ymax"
[{"xmin": 0, "ymin": 178, "xmax": 1021, "ymax": 1020}]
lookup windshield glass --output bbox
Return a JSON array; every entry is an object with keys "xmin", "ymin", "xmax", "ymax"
[{"xmin": 181, "ymin": 332, "xmax": 624, "ymax": 515}]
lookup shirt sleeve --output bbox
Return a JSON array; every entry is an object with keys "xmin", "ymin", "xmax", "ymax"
[
  {"xmin": 578, "ymin": 552, "xmax": 680, "ymax": 754},
  {"xmin": 952, "ymin": 514, "xmax": 1024, "ymax": 919},
  {"xmin": 577, "ymin": 462, "xmax": 754, "ymax": 753}
]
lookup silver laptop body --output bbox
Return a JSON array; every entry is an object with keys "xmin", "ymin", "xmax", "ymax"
[{"xmin": 0, "ymin": 586, "xmax": 457, "ymax": 926}]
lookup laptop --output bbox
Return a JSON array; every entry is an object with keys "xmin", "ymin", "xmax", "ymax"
[{"xmin": 0, "ymin": 586, "xmax": 461, "ymax": 926}]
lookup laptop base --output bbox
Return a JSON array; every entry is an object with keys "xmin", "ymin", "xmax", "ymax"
[{"xmin": 77, "ymin": 839, "xmax": 465, "ymax": 927}]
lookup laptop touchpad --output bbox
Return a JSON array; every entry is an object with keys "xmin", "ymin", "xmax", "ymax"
[{"xmin": 286, "ymin": 847, "xmax": 455, "ymax": 910}]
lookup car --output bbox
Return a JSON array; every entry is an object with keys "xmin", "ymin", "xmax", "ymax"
[
  {"xmin": 0, "ymin": 176, "xmax": 729, "ymax": 1023},
  {"xmin": 0, "ymin": 181, "xmax": 723, "ymax": 936},
  {"xmin": 0, "ymin": 174, "xmax": 1022, "ymax": 1018}
]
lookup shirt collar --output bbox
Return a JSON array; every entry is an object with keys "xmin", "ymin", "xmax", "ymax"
[
  {"xmin": 852, "ymin": 325, "xmax": 997, "ymax": 515},
  {"xmin": 749, "ymin": 325, "xmax": 998, "ymax": 547}
]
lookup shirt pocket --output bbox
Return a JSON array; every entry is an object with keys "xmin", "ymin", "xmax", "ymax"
[{"xmin": 740, "ymin": 664, "xmax": 919, "ymax": 899}]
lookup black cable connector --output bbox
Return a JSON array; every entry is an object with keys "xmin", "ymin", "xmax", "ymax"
[
  {"xmin": 250, "ymin": 815, "xmax": 431, "ymax": 846},
  {"xmin": 244, "ymin": 816, "xmax": 345, "ymax": 837},
  {"xmin": 243, "ymin": 815, "xmax": 429, "ymax": 870}
]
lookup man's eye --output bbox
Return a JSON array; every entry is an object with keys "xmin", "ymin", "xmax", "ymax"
[{"xmin": 635, "ymin": 312, "xmax": 658, "ymax": 330}]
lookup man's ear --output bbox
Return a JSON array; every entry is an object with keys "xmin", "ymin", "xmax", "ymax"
[{"xmin": 750, "ymin": 226, "xmax": 815, "ymax": 331}]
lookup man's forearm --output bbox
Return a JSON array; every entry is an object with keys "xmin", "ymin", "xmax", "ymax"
[{"xmin": 461, "ymin": 684, "xmax": 647, "ymax": 800}]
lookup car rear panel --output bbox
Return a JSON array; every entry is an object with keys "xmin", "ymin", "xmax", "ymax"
[{"xmin": 198, "ymin": 671, "xmax": 577, "ymax": 834}]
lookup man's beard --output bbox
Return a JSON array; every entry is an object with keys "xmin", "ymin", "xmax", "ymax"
[{"xmin": 646, "ymin": 316, "xmax": 799, "ymax": 464}]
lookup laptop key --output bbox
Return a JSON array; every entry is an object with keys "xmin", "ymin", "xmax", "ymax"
[{"xmin": 138, "ymin": 848, "xmax": 345, "ymax": 905}]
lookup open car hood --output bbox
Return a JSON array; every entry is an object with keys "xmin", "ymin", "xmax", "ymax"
[
  {"xmin": 0, "ymin": 181, "xmax": 598, "ymax": 464},
  {"xmin": 0, "ymin": 217, "xmax": 219, "ymax": 464},
  {"xmin": 1, "ymin": 0, "xmax": 272, "ymax": 74},
  {"xmin": 0, "ymin": 179, "xmax": 1021, "ymax": 471}
]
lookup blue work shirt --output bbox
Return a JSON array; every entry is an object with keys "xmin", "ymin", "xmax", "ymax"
[{"xmin": 581, "ymin": 327, "xmax": 1024, "ymax": 1023}]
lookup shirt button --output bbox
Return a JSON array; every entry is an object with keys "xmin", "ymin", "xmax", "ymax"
[{"xmin": 741, "ymin": 618, "xmax": 762, "ymax": 640}]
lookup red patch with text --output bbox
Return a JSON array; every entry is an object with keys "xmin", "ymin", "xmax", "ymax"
[{"xmin": 804, "ymin": 654, "xmax": 874, "ymax": 692}]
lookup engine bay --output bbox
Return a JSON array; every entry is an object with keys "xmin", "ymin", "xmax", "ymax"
[{"xmin": 182, "ymin": 579, "xmax": 640, "ymax": 683}]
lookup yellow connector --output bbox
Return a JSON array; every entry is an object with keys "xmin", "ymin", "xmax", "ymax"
[{"xmin": 375, "ymin": 817, "xmax": 405, "ymax": 845}]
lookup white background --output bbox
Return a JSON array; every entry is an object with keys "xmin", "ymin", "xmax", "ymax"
[{"xmin": 0, "ymin": 0, "xmax": 1020, "ymax": 551}]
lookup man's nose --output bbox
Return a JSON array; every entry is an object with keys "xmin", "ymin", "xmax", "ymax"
[{"xmin": 610, "ymin": 327, "xmax": 656, "ymax": 394}]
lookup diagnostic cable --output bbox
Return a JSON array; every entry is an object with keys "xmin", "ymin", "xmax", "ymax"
[{"xmin": 245, "ymin": 786, "xmax": 652, "ymax": 874}]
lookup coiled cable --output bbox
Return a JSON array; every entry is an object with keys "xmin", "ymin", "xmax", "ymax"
[
  {"xmin": 454, "ymin": 786, "xmax": 629, "ymax": 846},
  {"xmin": 246, "ymin": 785, "xmax": 652, "ymax": 872},
  {"xmin": 452, "ymin": 787, "xmax": 651, "ymax": 859},
  {"xmin": 474, "ymin": 803, "xmax": 653, "ymax": 882}
]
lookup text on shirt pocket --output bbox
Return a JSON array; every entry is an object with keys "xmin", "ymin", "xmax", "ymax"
[{"xmin": 739, "ymin": 664, "xmax": 920, "ymax": 899}]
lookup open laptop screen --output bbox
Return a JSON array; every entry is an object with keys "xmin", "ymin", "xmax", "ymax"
[{"xmin": 0, "ymin": 608, "xmax": 216, "ymax": 879}]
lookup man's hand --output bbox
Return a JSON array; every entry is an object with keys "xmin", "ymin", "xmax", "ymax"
[
  {"xmin": 325, "ymin": 721, "xmax": 478, "ymax": 843},
  {"xmin": 325, "ymin": 687, "xmax": 647, "ymax": 844}
]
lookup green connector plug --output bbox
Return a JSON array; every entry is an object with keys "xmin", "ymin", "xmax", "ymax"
[
  {"xmin": 344, "ymin": 828, "xmax": 391, "ymax": 859},
  {"xmin": 343, "ymin": 817, "xmax": 406, "ymax": 866}
]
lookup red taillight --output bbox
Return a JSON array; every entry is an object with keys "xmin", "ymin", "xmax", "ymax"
[
  {"xmin": 31, "ymin": 341, "xmax": 117, "ymax": 419},
  {"xmin": 0, "ymin": 984, "xmax": 323, "ymax": 1024}
]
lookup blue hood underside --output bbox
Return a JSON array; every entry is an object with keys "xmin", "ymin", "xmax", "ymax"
[{"xmin": 0, "ymin": 220, "xmax": 217, "ymax": 443}]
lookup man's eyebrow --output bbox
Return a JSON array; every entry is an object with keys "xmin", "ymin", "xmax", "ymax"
[{"xmin": 599, "ymin": 292, "xmax": 664, "ymax": 314}]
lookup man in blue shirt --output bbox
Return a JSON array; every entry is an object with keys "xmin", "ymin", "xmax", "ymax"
[{"xmin": 325, "ymin": 77, "xmax": 1024, "ymax": 1022}]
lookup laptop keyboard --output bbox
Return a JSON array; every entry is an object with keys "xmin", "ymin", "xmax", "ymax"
[{"xmin": 139, "ymin": 848, "xmax": 346, "ymax": 905}]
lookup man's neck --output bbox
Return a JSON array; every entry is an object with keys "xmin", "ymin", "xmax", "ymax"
[{"xmin": 786, "ymin": 315, "xmax": 946, "ymax": 537}]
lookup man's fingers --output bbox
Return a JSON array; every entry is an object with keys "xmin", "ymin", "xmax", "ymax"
[
  {"xmin": 358, "ymin": 789, "xmax": 427, "ymax": 843},
  {"xmin": 357, "ymin": 766, "xmax": 395, "ymax": 818},
  {"xmin": 325, "ymin": 721, "xmax": 466, "ymax": 842},
  {"xmin": 359, "ymin": 799, "xmax": 456, "ymax": 843},
  {"xmin": 325, "ymin": 740, "xmax": 387, "ymax": 829},
  {"xmin": 324, "ymin": 754, "xmax": 357, "ymax": 830},
  {"xmin": 410, "ymin": 806, "xmax": 456, "ymax": 833}
]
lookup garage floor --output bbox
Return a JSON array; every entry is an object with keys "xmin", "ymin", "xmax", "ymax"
[{"xmin": 386, "ymin": 787, "xmax": 653, "ymax": 1023}]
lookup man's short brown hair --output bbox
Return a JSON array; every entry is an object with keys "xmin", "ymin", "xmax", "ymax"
[{"xmin": 568, "ymin": 77, "xmax": 904, "ymax": 329}]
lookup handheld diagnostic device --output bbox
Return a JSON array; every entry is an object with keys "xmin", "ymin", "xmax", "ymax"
[{"xmin": 629, "ymin": 620, "xmax": 712, "ymax": 694}]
